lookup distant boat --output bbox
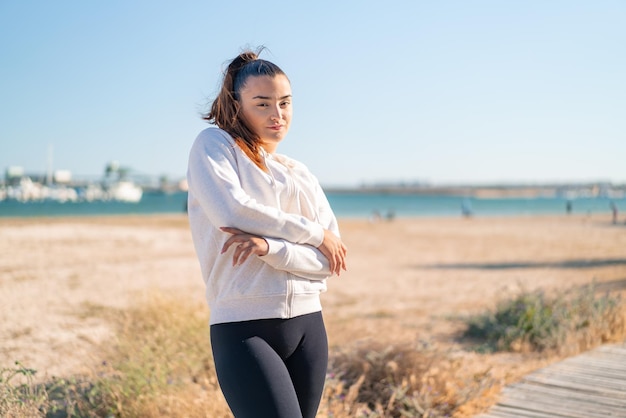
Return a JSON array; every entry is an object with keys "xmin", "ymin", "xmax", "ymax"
[{"xmin": 106, "ymin": 181, "xmax": 143, "ymax": 203}]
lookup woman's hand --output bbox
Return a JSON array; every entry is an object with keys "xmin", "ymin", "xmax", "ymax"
[
  {"xmin": 317, "ymin": 229, "xmax": 347, "ymax": 276},
  {"xmin": 220, "ymin": 227, "xmax": 269, "ymax": 266}
]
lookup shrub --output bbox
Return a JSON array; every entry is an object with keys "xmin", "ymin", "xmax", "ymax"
[{"xmin": 462, "ymin": 282, "xmax": 626, "ymax": 354}]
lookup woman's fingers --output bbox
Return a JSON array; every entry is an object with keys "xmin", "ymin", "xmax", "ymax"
[
  {"xmin": 220, "ymin": 227, "xmax": 247, "ymax": 253},
  {"xmin": 220, "ymin": 228, "xmax": 268, "ymax": 265},
  {"xmin": 335, "ymin": 243, "xmax": 347, "ymax": 275},
  {"xmin": 318, "ymin": 229, "xmax": 348, "ymax": 276},
  {"xmin": 232, "ymin": 241, "xmax": 250, "ymax": 266},
  {"xmin": 221, "ymin": 234, "xmax": 238, "ymax": 254}
]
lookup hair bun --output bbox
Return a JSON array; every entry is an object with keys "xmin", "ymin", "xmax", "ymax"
[
  {"xmin": 226, "ymin": 49, "xmax": 263, "ymax": 78},
  {"xmin": 229, "ymin": 52, "xmax": 257, "ymax": 71}
]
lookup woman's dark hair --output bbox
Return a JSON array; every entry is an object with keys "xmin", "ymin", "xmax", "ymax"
[{"xmin": 205, "ymin": 48, "xmax": 288, "ymax": 170}]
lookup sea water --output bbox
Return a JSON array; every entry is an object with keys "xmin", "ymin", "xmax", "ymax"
[
  {"xmin": 327, "ymin": 193, "xmax": 624, "ymax": 219},
  {"xmin": 1, "ymin": 191, "xmax": 624, "ymax": 219}
]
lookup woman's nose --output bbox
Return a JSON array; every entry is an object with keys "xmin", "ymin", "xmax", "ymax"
[{"xmin": 270, "ymin": 105, "xmax": 282, "ymax": 120}]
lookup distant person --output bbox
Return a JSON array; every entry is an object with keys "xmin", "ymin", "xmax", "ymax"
[
  {"xmin": 461, "ymin": 198, "xmax": 473, "ymax": 218},
  {"xmin": 566, "ymin": 200, "xmax": 572, "ymax": 215},
  {"xmin": 186, "ymin": 48, "xmax": 347, "ymax": 418},
  {"xmin": 369, "ymin": 210, "xmax": 382, "ymax": 223},
  {"xmin": 610, "ymin": 201, "xmax": 618, "ymax": 224}
]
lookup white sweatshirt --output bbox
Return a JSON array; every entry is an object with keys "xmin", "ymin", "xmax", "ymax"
[{"xmin": 187, "ymin": 127, "xmax": 340, "ymax": 325}]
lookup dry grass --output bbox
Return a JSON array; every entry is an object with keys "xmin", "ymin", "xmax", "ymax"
[
  {"xmin": 320, "ymin": 341, "xmax": 495, "ymax": 417},
  {"xmin": 72, "ymin": 294, "xmax": 232, "ymax": 418},
  {"xmin": 0, "ymin": 294, "xmax": 496, "ymax": 417},
  {"xmin": 2, "ymin": 284, "xmax": 625, "ymax": 417},
  {"xmin": 0, "ymin": 295, "xmax": 495, "ymax": 418},
  {"xmin": 0, "ymin": 295, "xmax": 230, "ymax": 418}
]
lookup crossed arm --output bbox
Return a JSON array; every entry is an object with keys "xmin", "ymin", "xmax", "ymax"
[{"xmin": 221, "ymin": 226, "xmax": 347, "ymax": 276}]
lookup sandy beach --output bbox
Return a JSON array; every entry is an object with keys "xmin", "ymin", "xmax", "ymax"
[{"xmin": 1, "ymin": 214, "xmax": 625, "ymax": 402}]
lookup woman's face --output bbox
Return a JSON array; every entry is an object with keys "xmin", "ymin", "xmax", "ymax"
[{"xmin": 238, "ymin": 74, "xmax": 292, "ymax": 153}]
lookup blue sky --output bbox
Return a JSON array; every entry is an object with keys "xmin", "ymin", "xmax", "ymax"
[{"xmin": 1, "ymin": 1, "xmax": 624, "ymax": 187}]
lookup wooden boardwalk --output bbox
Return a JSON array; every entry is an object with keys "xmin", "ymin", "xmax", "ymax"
[{"xmin": 478, "ymin": 342, "xmax": 626, "ymax": 418}]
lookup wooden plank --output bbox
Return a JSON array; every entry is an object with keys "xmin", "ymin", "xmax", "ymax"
[
  {"xmin": 494, "ymin": 395, "xmax": 616, "ymax": 418},
  {"xmin": 524, "ymin": 372, "xmax": 626, "ymax": 394},
  {"xmin": 506, "ymin": 381, "xmax": 626, "ymax": 408},
  {"xmin": 571, "ymin": 350, "xmax": 626, "ymax": 360},
  {"xmin": 497, "ymin": 387, "xmax": 626, "ymax": 416},
  {"xmin": 596, "ymin": 345, "xmax": 626, "ymax": 355},
  {"xmin": 540, "ymin": 369, "xmax": 626, "ymax": 384},
  {"xmin": 550, "ymin": 361, "xmax": 626, "ymax": 375},
  {"xmin": 554, "ymin": 358, "xmax": 626, "ymax": 372},
  {"xmin": 531, "ymin": 370, "xmax": 626, "ymax": 390},
  {"xmin": 479, "ymin": 405, "xmax": 571, "ymax": 418},
  {"xmin": 536, "ymin": 365, "xmax": 626, "ymax": 382},
  {"xmin": 556, "ymin": 361, "xmax": 626, "ymax": 373},
  {"xmin": 557, "ymin": 352, "xmax": 626, "ymax": 365}
]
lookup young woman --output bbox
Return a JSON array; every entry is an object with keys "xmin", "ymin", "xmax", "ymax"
[{"xmin": 186, "ymin": 49, "xmax": 347, "ymax": 418}]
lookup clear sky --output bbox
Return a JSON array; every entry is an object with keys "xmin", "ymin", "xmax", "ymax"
[{"xmin": 1, "ymin": 1, "xmax": 624, "ymax": 187}]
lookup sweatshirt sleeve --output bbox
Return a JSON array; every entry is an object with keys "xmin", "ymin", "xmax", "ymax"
[
  {"xmin": 261, "ymin": 238, "xmax": 331, "ymax": 280},
  {"xmin": 187, "ymin": 129, "xmax": 325, "ymax": 246}
]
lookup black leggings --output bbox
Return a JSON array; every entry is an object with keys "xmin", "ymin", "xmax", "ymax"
[{"xmin": 210, "ymin": 311, "xmax": 328, "ymax": 418}]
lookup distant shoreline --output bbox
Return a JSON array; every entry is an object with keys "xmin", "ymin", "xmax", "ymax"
[{"xmin": 324, "ymin": 182, "xmax": 626, "ymax": 199}]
